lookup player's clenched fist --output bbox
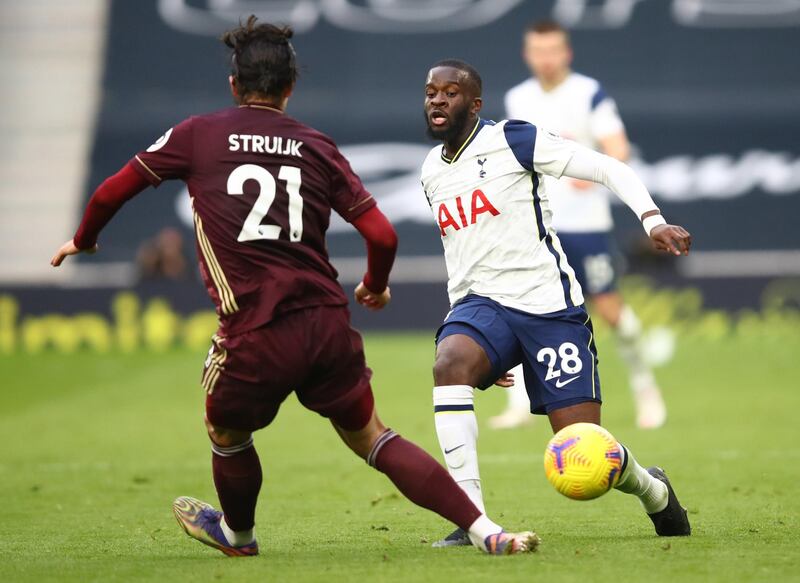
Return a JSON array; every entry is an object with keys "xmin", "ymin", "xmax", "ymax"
[
  {"xmin": 50, "ymin": 239, "xmax": 98, "ymax": 267},
  {"xmin": 354, "ymin": 282, "xmax": 391, "ymax": 311},
  {"xmin": 649, "ymin": 224, "xmax": 691, "ymax": 256}
]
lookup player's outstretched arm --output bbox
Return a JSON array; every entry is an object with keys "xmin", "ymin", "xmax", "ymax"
[
  {"xmin": 351, "ymin": 206, "xmax": 398, "ymax": 311},
  {"xmin": 561, "ymin": 146, "xmax": 691, "ymax": 256},
  {"xmin": 50, "ymin": 239, "xmax": 98, "ymax": 267},
  {"xmin": 50, "ymin": 162, "xmax": 150, "ymax": 267}
]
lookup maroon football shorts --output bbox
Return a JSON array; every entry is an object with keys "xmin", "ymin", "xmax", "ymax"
[{"xmin": 203, "ymin": 305, "xmax": 374, "ymax": 432}]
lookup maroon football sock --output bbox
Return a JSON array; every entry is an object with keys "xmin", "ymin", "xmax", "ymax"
[
  {"xmin": 368, "ymin": 430, "xmax": 482, "ymax": 531},
  {"xmin": 211, "ymin": 438, "xmax": 262, "ymax": 532}
]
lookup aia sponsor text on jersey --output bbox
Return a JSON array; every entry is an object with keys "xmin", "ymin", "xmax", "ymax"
[{"xmin": 437, "ymin": 189, "xmax": 500, "ymax": 237}]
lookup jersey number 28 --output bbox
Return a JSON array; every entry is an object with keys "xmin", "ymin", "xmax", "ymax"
[
  {"xmin": 536, "ymin": 342, "xmax": 583, "ymax": 381},
  {"xmin": 227, "ymin": 164, "xmax": 303, "ymax": 243}
]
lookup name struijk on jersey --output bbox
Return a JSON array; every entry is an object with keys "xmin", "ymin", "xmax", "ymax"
[{"xmin": 228, "ymin": 134, "xmax": 304, "ymax": 157}]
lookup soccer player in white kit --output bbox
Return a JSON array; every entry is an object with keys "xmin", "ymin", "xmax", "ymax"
[
  {"xmin": 493, "ymin": 20, "xmax": 669, "ymax": 431},
  {"xmin": 421, "ymin": 59, "xmax": 692, "ymax": 547}
]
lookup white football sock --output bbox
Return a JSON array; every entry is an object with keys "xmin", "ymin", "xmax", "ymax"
[
  {"xmin": 507, "ymin": 364, "xmax": 530, "ymax": 410},
  {"xmin": 220, "ymin": 516, "xmax": 255, "ymax": 547},
  {"xmin": 614, "ymin": 444, "xmax": 669, "ymax": 514},
  {"xmin": 433, "ymin": 385, "xmax": 485, "ymax": 513},
  {"xmin": 466, "ymin": 514, "xmax": 503, "ymax": 550},
  {"xmin": 458, "ymin": 479, "xmax": 485, "ymax": 514},
  {"xmin": 615, "ymin": 306, "xmax": 658, "ymax": 393}
]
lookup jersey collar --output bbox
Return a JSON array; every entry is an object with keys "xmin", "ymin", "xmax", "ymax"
[
  {"xmin": 440, "ymin": 118, "xmax": 491, "ymax": 165},
  {"xmin": 239, "ymin": 103, "xmax": 284, "ymax": 114}
]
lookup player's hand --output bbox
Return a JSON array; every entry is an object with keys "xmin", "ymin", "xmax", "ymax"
[
  {"xmin": 650, "ymin": 224, "xmax": 692, "ymax": 257},
  {"xmin": 354, "ymin": 282, "xmax": 391, "ymax": 311},
  {"xmin": 494, "ymin": 371, "xmax": 515, "ymax": 388},
  {"xmin": 50, "ymin": 239, "xmax": 98, "ymax": 267}
]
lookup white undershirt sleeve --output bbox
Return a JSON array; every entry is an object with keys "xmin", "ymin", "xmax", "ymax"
[
  {"xmin": 561, "ymin": 144, "xmax": 664, "ymax": 234},
  {"xmin": 532, "ymin": 128, "xmax": 579, "ymax": 179}
]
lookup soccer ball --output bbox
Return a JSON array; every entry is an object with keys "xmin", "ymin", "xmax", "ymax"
[{"xmin": 543, "ymin": 422, "xmax": 623, "ymax": 500}]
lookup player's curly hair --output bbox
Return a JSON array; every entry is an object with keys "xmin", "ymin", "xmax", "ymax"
[{"xmin": 221, "ymin": 15, "xmax": 298, "ymax": 100}]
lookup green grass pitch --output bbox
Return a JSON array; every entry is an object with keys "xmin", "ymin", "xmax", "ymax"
[{"xmin": 1, "ymin": 332, "xmax": 798, "ymax": 582}]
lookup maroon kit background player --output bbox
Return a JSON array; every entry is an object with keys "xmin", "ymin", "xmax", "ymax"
[{"xmin": 50, "ymin": 17, "xmax": 538, "ymax": 555}]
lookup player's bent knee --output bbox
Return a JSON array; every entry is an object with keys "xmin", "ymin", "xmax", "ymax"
[
  {"xmin": 205, "ymin": 417, "xmax": 252, "ymax": 448},
  {"xmin": 547, "ymin": 401, "xmax": 602, "ymax": 433},
  {"xmin": 335, "ymin": 410, "xmax": 387, "ymax": 460},
  {"xmin": 433, "ymin": 333, "xmax": 493, "ymax": 386},
  {"xmin": 329, "ymin": 388, "xmax": 375, "ymax": 433},
  {"xmin": 349, "ymin": 429, "xmax": 382, "ymax": 460},
  {"xmin": 433, "ymin": 350, "xmax": 482, "ymax": 386}
]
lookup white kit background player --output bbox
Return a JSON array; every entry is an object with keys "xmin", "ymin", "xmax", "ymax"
[
  {"xmin": 497, "ymin": 20, "xmax": 669, "ymax": 430},
  {"xmin": 420, "ymin": 59, "xmax": 692, "ymax": 547}
]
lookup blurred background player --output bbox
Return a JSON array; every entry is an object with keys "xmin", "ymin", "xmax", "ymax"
[
  {"xmin": 136, "ymin": 227, "xmax": 190, "ymax": 281},
  {"xmin": 50, "ymin": 17, "xmax": 537, "ymax": 556},
  {"xmin": 492, "ymin": 20, "xmax": 668, "ymax": 431}
]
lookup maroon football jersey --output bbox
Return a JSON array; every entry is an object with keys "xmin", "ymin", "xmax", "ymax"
[{"xmin": 131, "ymin": 104, "xmax": 375, "ymax": 335}]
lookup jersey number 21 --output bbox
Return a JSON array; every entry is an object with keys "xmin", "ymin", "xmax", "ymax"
[{"xmin": 227, "ymin": 164, "xmax": 304, "ymax": 243}]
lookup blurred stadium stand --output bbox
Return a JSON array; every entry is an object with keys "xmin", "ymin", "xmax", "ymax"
[
  {"xmin": 0, "ymin": 0, "xmax": 108, "ymax": 283},
  {"xmin": 1, "ymin": 0, "xmax": 799, "ymax": 340}
]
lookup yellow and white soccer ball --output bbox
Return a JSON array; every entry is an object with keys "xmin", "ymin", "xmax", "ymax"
[{"xmin": 543, "ymin": 422, "xmax": 623, "ymax": 500}]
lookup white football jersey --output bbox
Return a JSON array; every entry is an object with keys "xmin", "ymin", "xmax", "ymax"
[
  {"xmin": 421, "ymin": 118, "xmax": 584, "ymax": 315},
  {"xmin": 504, "ymin": 72, "xmax": 625, "ymax": 233}
]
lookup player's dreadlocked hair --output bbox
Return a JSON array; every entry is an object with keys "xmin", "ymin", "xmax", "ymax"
[
  {"xmin": 221, "ymin": 15, "xmax": 298, "ymax": 100},
  {"xmin": 431, "ymin": 59, "xmax": 482, "ymax": 96}
]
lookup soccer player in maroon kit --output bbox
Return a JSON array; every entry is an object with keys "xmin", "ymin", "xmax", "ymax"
[{"xmin": 51, "ymin": 17, "xmax": 538, "ymax": 556}]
